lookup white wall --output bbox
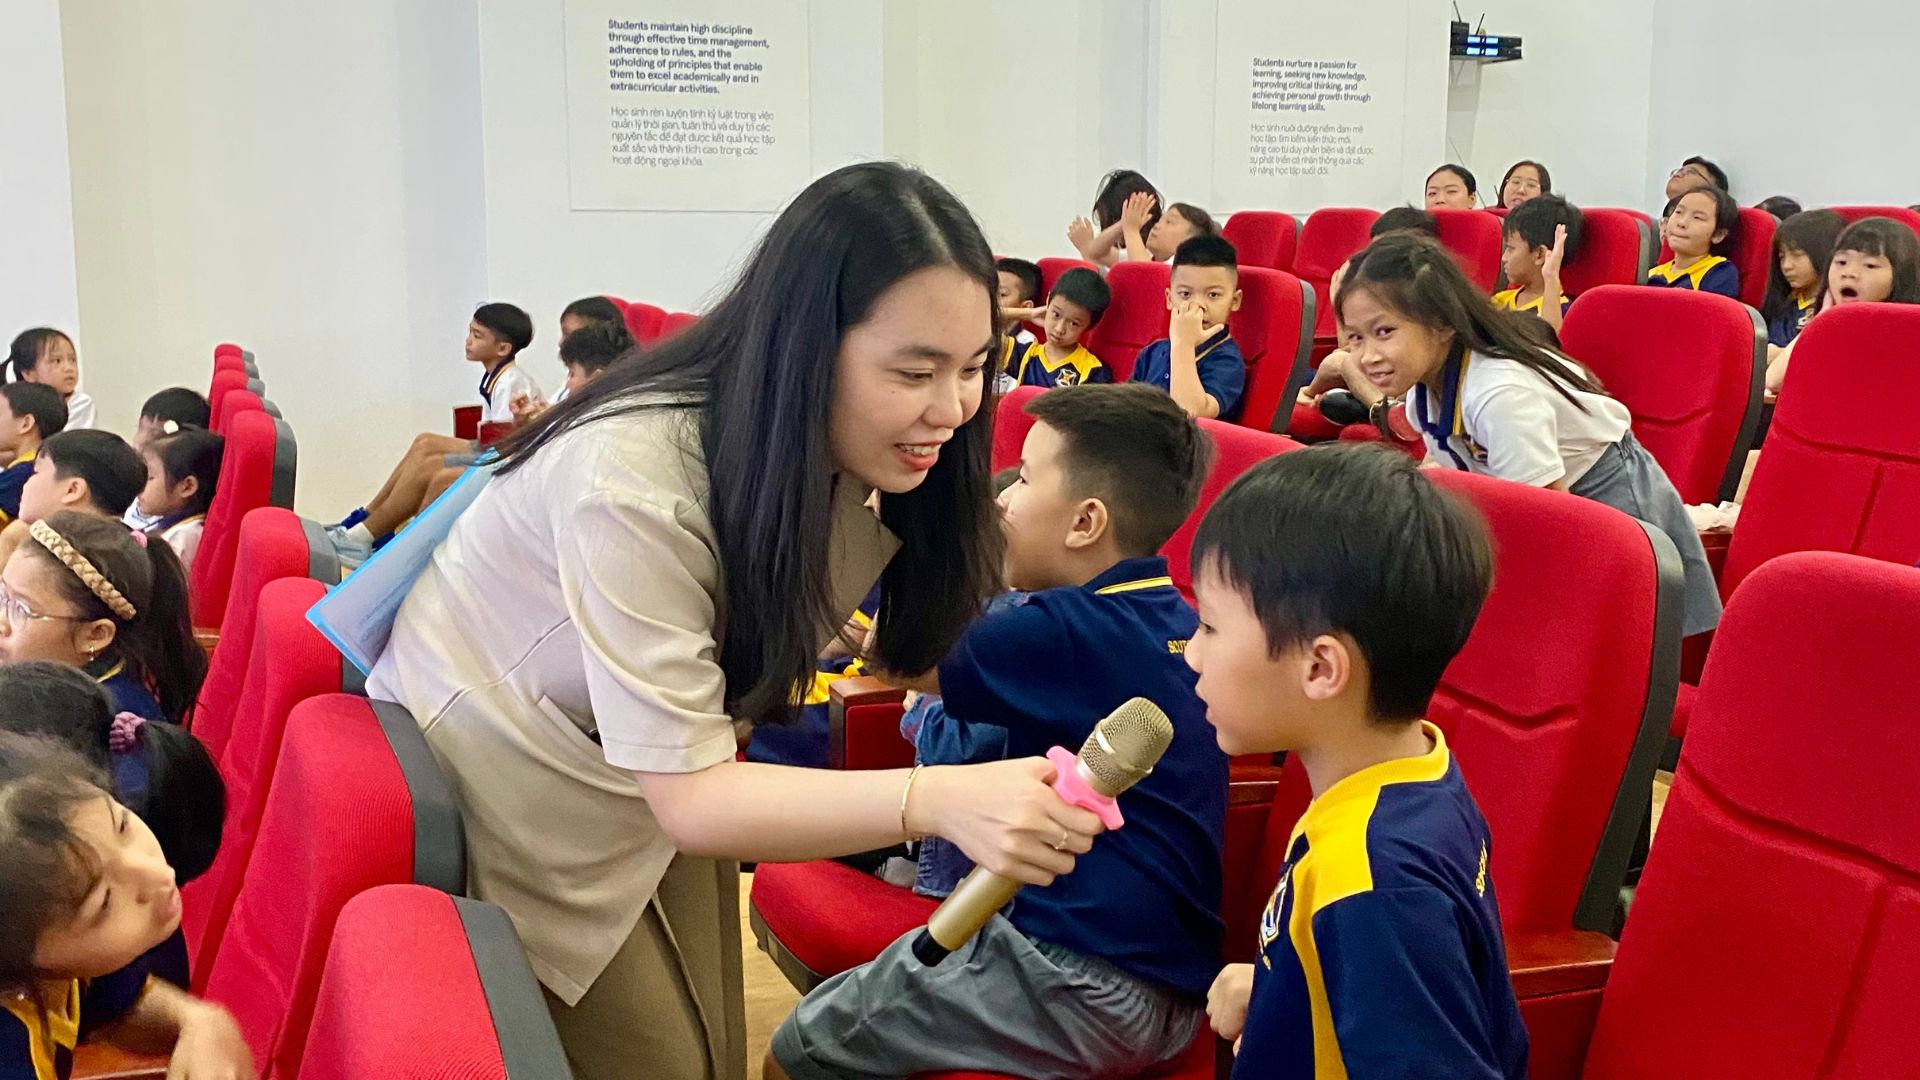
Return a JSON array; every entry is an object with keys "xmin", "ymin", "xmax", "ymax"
[
  {"xmin": 61, "ymin": 0, "xmax": 487, "ymax": 512},
  {"xmin": 882, "ymin": 1, "xmax": 1152, "ymax": 260},
  {"xmin": 476, "ymin": 0, "xmax": 886, "ymax": 335},
  {"xmin": 1444, "ymin": 1, "xmax": 1656, "ymax": 210},
  {"xmin": 1646, "ymin": 0, "xmax": 1920, "ymax": 209},
  {"xmin": 1, "ymin": 0, "xmax": 82, "ymax": 349}
]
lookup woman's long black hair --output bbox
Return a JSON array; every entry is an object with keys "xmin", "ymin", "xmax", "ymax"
[{"xmin": 499, "ymin": 162, "xmax": 1004, "ymax": 725}]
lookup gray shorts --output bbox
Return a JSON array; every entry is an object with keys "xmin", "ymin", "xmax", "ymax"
[
  {"xmin": 770, "ymin": 915, "xmax": 1204, "ymax": 1080},
  {"xmin": 1570, "ymin": 431, "xmax": 1723, "ymax": 636}
]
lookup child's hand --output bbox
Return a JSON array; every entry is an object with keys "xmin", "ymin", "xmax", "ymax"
[
  {"xmin": 1207, "ymin": 963, "xmax": 1255, "ymax": 1042},
  {"xmin": 509, "ymin": 392, "xmax": 547, "ymax": 424},
  {"xmin": 1120, "ymin": 191, "xmax": 1157, "ymax": 233},
  {"xmin": 1007, "ymin": 304, "xmax": 1048, "ymax": 324},
  {"xmin": 1542, "ymin": 223, "xmax": 1568, "ymax": 283},
  {"xmin": 168, "ymin": 1001, "xmax": 256, "ymax": 1080},
  {"xmin": 1169, "ymin": 300, "xmax": 1205, "ymax": 352},
  {"xmin": 1067, "ymin": 217, "xmax": 1097, "ymax": 256},
  {"xmin": 1298, "ymin": 349, "xmax": 1353, "ymax": 406}
]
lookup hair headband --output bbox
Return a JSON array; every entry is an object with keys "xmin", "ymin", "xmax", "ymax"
[{"xmin": 29, "ymin": 520, "xmax": 137, "ymax": 620}]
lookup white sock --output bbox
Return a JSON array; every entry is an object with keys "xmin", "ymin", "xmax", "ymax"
[{"xmin": 346, "ymin": 523, "xmax": 375, "ymax": 545}]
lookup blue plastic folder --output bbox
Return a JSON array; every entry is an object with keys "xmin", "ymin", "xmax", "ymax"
[{"xmin": 307, "ymin": 457, "xmax": 499, "ymax": 676}]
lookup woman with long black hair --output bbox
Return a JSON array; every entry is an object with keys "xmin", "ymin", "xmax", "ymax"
[{"xmin": 366, "ymin": 162, "xmax": 1105, "ymax": 1080}]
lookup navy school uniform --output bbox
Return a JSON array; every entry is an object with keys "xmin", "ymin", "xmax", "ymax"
[
  {"xmin": 937, "ymin": 555, "xmax": 1229, "ymax": 998},
  {"xmin": 1769, "ymin": 295, "xmax": 1817, "ymax": 348},
  {"xmin": 0, "ymin": 968, "xmax": 152, "ymax": 1080},
  {"xmin": 1012, "ymin": 340, "xmax": 1110, "ymax": 388},
  {"xmin": 1130, "ymin": 335, "xmax": 1247, "ymax": 422},
  {"xmin": 1235, "ymin": 723, "xmax": 1528, "ymax": 1078},
  {"xmin": 1647, "ymin": 254, "xmax": 1741, "ymax": 300},
  {"xmin": 0, "ymin": 449, "xmax": 37, "ymax": 525}
]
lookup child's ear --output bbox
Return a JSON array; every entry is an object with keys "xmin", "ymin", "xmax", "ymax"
[
  {"xmin": 176, "ymin": 476, "xmax": 200, "ymax": 501},
  {"xmin": 63, "ymin": 478, "xmax": 88, "ymax": 507},
  {"xmin": 1164, "ymin": 288, "xmax": 1176, "ymax": 312},
  {"xmin": 1712, "ymin": 226, "xmax": 1729, "ymax": 246},
  {"xmin": 1532, "ymin": 246, "xmax": 1550, "ymax": 269},
  {"xmin": 1065, "ymin": 497, "xmax": 1109, "ymax": 551},
  {"xmin": 75, "ymin": 618, "xmax": 116, "ymax": 661},
  {"xmin": 1299, "ymin": 633, "xmax": 1353, "ymax": 702},
  {"xmin": 1230, "ymin": 288, "xmax": 1244, "ymax": 313}
]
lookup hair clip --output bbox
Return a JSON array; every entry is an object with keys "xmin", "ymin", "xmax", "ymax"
[{"xmin": 162, "ymin": 420, "xmax": 180, "ymax": 435}]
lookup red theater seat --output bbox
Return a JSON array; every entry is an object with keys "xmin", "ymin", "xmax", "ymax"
[
  {"xmin": 1163, "ymin": 420, "xmax": 1300, "ymax": 600},
  {"xmin": 1096, "ymin": 262, "xmax": 1172, "ymax": 381},
  {"xmin": 194, "ymin": 509, "xmax": 348, "ymax": 759},
  {"xmin": 1230, "ymin": 267, "xmax": 1315, "ymax": 434},
  {"xmin": 989, "ymin": 385, "xmax": 1046, "ymax": 473},
  {"xmin": 659, "ymin": 311, "xmax": 699, "ymax": 338},
  {"xmin": 1559, "ymin": 209, "xmax": 1654, "ymax": 296},
  {"xmin": 1722, "ymin": 303, "xmax": 1920, "ymax": 599},
  {"xmin": 1031, "ymin": 257, "xmax": 1100, "ymax": 344},
  {"xmin": 1560, "ymin": 286, "xmax": 1765, "ymax": 505},
  {"xmin": 1540, "ymin": 553, "xmax": 1920, "ymax": 1080},
  {"xmin": 183, "ymin": 578, "xmax": 355, "ymax": 986},
  {"xmin": 1729, "ymin": 207, "xmax": 1776, "ymax": 311},
  {"xmin": 191, "ymin": 409, "xmax": 297, "ymax": 631},
  {"xmin": 1221, "ymin": 210, "xmax": 1299, "ymax": 272},
  {"xmin": 1433, "ymin": 208, "xmax": 1504, "ymax": 291},
  {"xmin": 616, "ymin": 298, "xmax": 668, "ymax": 342},
  {"xmin": 1830, "ymin": 205, "xmax": 1920, "ymax": 236},
  {"xmin": 1294, "ymin": 208, "xmax": 1380, "ymax": 337},
  {"xmin": 299, "ymin": 886, "xmax": 568, "ymax": 1080},
  {"xmin": 208, "ymin": 370, "xmax": 258, "ymax": 433},
  {"xmin": 203, "ymin": 695, "xmax": 464, "ymax": 1079}
]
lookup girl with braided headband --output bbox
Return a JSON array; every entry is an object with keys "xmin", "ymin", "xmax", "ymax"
[{"xmin": 0, "ymin": 511, "xmax": 206, "ymax": 725}]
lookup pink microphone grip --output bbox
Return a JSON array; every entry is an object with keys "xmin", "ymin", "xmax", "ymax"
[{"xmin": 1046, "ymin": 745, "xmax": 1125, "ymax": 830}]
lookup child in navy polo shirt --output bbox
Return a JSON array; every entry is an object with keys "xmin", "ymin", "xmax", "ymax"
[
  {"xmin": 1013, "ymin": 267, "xmax": 1112, "ymax": 388},
  {"xmin": 0, "ymin": 383, "xmax": 67, "ymax": 525},
  {"xmin": 1650, "ymin": 186, "xmax": 1742, "ymax": 299},
  {"xmin": 1186, "ymin": 444, "xmax": 1526, "ymax": 1079},
  {"xmin": 769, "ymin": 383, "xmax": 1229, "ymax": 1080},
  {"xmin": 1131, "ymin": 235, "xmax": 1248, "ymax": 420}
]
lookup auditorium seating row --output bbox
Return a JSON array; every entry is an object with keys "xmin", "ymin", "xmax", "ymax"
[{"xmin": 96, "ymin": 295, "xmax": 1920, "ymax": 1078}]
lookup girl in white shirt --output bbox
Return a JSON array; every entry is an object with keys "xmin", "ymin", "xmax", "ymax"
[
  {"xmin": 1338, "ymin": 232, "xmax": 1720, "ymax": 635},
  {"xmin": 367, "ymin": 162, "xmax": 1105, "ymax": 1080},
  {"xmin": 133, "ymin": 428, "xmax": 223, "ymax": 574},
  {"xmin": 4, "ymin": 328, "xmax": 93, "ymax": 429}
]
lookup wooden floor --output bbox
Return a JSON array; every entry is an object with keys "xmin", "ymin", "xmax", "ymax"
[{"xmin": 740, "ymin": 774, "xmax": 1676, "ymax": 1073}]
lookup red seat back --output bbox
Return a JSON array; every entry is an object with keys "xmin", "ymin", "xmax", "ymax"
[
  {"xmin": 1560, "ymin": 286, "xmax": 1765, "ymax": 504},
  {"xmin": 1250, "ymin": 471, "xmax": 1679, "ymax": 937},
  {"xmin": 1559, "ymin": 209, "xmax": 1654, "ymax": 296},
  {"xmin": 990, "ymin": 386, "xmax": 1047, "ymax": 473},
  {"xmin": 1231, "ymin": 268, "xmax": 1314, "ymax": 434},
  {"xmin": 1222, "ymin": 211, "xmax": 1299, "ymax": 272},
  {"xmin": 214, "ymin": 343, "xmax": 244, "ymax": 360},
  {"xmin": 1585, "ymin": 552, "xmax": 1920, "ymax": 1079},
  {"xmin": 300, "ymin": 886, "xmax": 569, "ymax": 1080},
  {"xmin": 1724, "ymin": 303, "xmax": 1920, "ymax": 598},
  {"xmin": 1730, "ymin": 207, "xmax": 1776, "ymax": 310},
  {"xmin": 659, "ymin": 311, "xmax": 699, "ymax": 339},
  {"xmin": 195, "ymin": 509, "xmax": 344, "ymax": 761},
  {"xmin": 619, "ymin": 299, "xmax": 669, "ymax": 343},
  {"xmin": 184, "ymin": 577, "xmax": 350, "ymax": 984},
  {"xmin": 1163, "ymin": 421, "xmax": 1300, "ymax": 599},
  {"xmin": 192, "ymin": 409, "xmax": 297, "ymax": 629},
  {"xmin": 1830, "ymin": 205, "xmax": 1920, "ymax": 237},
  {"xmin": 1432, "ymin": 208, "xmax": 1504, "ymax": 291},
  {"xmin": 204, "ymin": 694, "xmax": 464, "ymax": 1079},
  {"xmin": 1294, "ymin": 209, "xmax": 1380, "ymax": 336},
  {"xmin": 208, "ymin": 369, "xmax": 250, "ymax": 419},
  {"xmin": 214, "ymin": 353, "xmax": 249, "ymax": 375},
  {"xmin": 1094, "ymin": 262, "xmax": 1171, "ymax": 381}
]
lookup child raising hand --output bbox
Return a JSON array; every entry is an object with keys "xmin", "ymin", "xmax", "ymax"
[{"xmin": 0, "ymin": 733, "xmax": 254, "ymax": 1079}]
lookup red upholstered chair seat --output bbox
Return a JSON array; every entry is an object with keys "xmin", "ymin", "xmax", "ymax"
[
  {"xmin": 1292, "ymin": 208, "xmax": 1379, "ymax": 337},
  {"xmin": 750, "ymin": 860, "xmax": 936, "ymax": 988},
  {"xmin": 1221, "ymin": 210, "xmax": 1298, "ymax": 272},
  {"xmin": 1095, "ymin": 262, "xmax": 1171, "ymax": 381}
]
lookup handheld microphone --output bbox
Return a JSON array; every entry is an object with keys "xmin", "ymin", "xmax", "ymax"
[{"xmin": 909, "ymin": 697, "xmax": 1174, "ymax": 966}]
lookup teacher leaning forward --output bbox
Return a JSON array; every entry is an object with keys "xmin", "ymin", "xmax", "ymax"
[{"xmin": 366, "ymin": 162, "xmax": 1105, "ymax": 1080}]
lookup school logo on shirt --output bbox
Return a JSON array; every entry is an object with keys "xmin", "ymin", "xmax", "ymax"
[
  {"xmin": 1257, "ymin": 866, "xmax": 1291, "ymax": 968},
  {"xmin": 1055, "ymin": 366, "xmax": 1084, "ymax": 387},
  {"xmin": 1475, "ymin": 842, "xmax": 1489, "ymax": 897},
  {"xmin": 1167, "ymin": 638, "xmax": 1188, "ymax": 654}
]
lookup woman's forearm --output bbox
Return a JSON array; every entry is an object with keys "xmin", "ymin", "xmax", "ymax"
[{"xmin": 635, "ymin": 759, "xmax": 912, "ymax": 862}]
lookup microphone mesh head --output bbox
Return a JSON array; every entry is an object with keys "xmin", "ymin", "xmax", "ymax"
[{"xmin": 1077, "ymin": 698, "xmax": 1175, "ymax": 798}]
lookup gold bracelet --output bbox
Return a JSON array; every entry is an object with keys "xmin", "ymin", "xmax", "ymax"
[{"xmin": 899, "ymin": 763, "xmax": 925, "ymax": 841}]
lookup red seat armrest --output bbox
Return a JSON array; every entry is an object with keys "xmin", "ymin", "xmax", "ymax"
[
  {"xmin": 1508, "ymin": 929, "xmax": 1615, "ymax": 999},
  {"xmin": 828, "ymin": 676, "xmax": 912, "ymax": 770}
]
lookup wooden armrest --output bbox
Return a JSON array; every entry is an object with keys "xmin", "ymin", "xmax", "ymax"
[
  {"xmin": 72, "ymin": 1042, "xmax": 169, "ymax": 1079},
  {"xmin": 827, "ymin": 676, "xmax": 910, "ymax": 770},
  {"xmin": 1227, "ymin": 779, "xmax": 1279, "ymax": 806},
  {"xmin": 192, "ymin": 626, "xmax": 219, "ymax": 655},
  {"xmin": 1507, "ymin": 930, "xmax": 1616, "ymax": 999},
  {"xmin": 828, "ymin": 675, "xmax": 908, "ymax": 711}
]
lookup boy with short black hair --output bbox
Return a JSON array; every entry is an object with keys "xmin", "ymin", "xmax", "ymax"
[
  {"xmin": 1014, "ymin": 267, "xmax": 1112, "ymax": 387},
  {"xmin": 1372, "ymin": 205, "xmax": 1439, "ymax": 239},
  {"xmin": 1185, "ymin": 444, "xmax": 1527, "ymax": 1079},
  {"xmin": 995, "ymin": 257, "xmax": 1043, "ymax": 391},
  {"xmin": 769, "ymin": 383, "xmax": 1230, "ymax": 1080},
  {"xmin": 1495, "ymin": 194, "xmax": 1584, "ymax": 331},
  {"xmin": 23, "ymin": 429, "xmax": 148, "ymax": 522},
  {"xmin": 0, "ymin": 383, "xmax": 67, "ymax": 524},
  {"xmin": 469, "ymin": 301, "xmax": 540, "ymax": 424},
  {"xmin": 134, "ymin": 388, "xmax": 211, "ymax": 451},
  {"xmin": 1131, "ymin": 235, "xmax": 1246, "ymax": 420}
]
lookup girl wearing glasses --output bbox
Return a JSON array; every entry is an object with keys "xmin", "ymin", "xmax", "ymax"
[{"xmin": 0, "ymin": 511, "xmax": 205, "ymax": 726}]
